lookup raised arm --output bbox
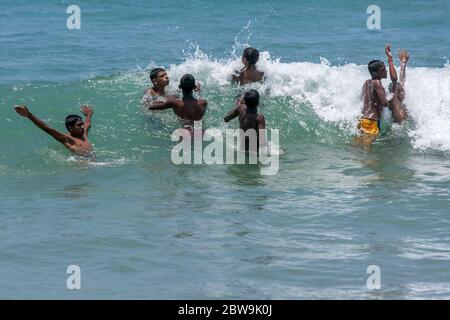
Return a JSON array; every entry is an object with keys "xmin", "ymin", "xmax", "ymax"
[
  {"xmin": 398, "ymin": 49, "xmax": 409, "ymax": 87},
  {"xmin": 224, "ymin": 106, "xmax": 240, "ymax": 122},
  {"xmin": 80, "ymin": 105, "xmax": 93, "ymax": 139},
  {"xmin": 14, "ymin": 105, "xmax": 73, "ymax": 145},
  {"xmin": 385, "ymin": 44, "xmax": 398, "ymax": 85}
]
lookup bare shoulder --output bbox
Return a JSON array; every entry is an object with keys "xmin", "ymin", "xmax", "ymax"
[
  {"xmin": 61, "ymin": 132, "xmax": 76, "ymax": 144},
  {"xmin": 145, "ymin": 87, "xmax": 155, "ymax": 96},
  {"xmin": 167, "ymin": 95, "xmax": 181, "ymax": 103},
  {"xmin": 199, "ymin": 98, "xmax": 208, "ymax": 107},
  {"xmin": 238, "ymin": 102, "xmax": 247, "ymax": 112},
  {"xmin": 372, "ymin": 79, "xmax": 383, "ymax": 88},
  {"xmin": 167, "ymin": 94, "xmax": 179, "ymax": 100}
]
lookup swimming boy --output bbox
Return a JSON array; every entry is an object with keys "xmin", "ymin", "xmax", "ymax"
[
  {"xmin": 14, "ymin": 105, "xmax": 93, "ymax": 156},
  {"xmin": 357, "ymin": 45, "xmax": 395, "ymax": 146},
  {"xmin": 224, "ymin": 89, "xmax": 266, "ymax": 152},
  {"xmin": 148, "ymin": 74, "xmax": 207, "ymax": 129},
  {"xmin": 142, "ymin": 67, "xmax": 170, "ymax": 107},
  {"xmin": 387, "ymin": 47, "xmax": 410, "ymax": 123},
  {"xmin": 232, "ymin": 47, "xmax": 265, "ymax": 85}
]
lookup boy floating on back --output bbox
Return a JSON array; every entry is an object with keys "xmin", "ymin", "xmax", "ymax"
[{"xmin": 14, "ymin": 105, "xmax": 94, "ymax": 156}]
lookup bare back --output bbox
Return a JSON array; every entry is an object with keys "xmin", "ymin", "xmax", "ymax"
[
  {"xmin": 235, "ymin": 69, "xmax": 264, "ymax": 85},
  {"xmin": 237, "ymin": 104, "xmax": 260, "ymax": 131},
  {"xmin": 172, "ymin": 96, "xmax": 207, "ymax": 126}
]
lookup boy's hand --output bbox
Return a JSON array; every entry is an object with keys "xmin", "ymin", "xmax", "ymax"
[
  {"xmin": 385, "ymin": 44, "xmax": 393, "ymax": 60},
  {"xmin": 14, "ymin": 105, "xmax": 31, "ymax": 118},
  {"xmin": 398, "ymin": 49, "xmax": 410, "ymax": 64},
  {"xmin": 80, "ymin": 105, "xmax": 93, "ymax": 116},
  {"xmin": 194, "ymin": 81, "xmax": 201, "ymax": 93}
]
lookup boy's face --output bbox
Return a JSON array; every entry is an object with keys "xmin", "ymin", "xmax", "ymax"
[
  {"xmin": 378, "ymin": 63, "xmax": 388, "ymax": 78},
  {"xmin": 153, "ymin": 71, "xmax": 169, "ymax": 87},
  {"xmin": 69, "ymin": 119, "xmax": 85, "ymax": 137}
]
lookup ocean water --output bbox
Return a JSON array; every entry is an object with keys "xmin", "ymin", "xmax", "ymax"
[{"xmin": 1, "ymin": 0, "xmax": 450, "ymax": 299}]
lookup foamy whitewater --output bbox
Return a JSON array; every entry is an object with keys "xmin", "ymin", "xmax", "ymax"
[
  {"xmin": 140, "ymin": 49, "xmax": 450, "ymax": 151},
  {"xmin": 1, "ymin": 0, "xmax": 450, "ymax": 299}
]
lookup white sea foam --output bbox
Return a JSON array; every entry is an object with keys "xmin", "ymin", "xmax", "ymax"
[{"xmin": 157, "ymin": 49, "xmax": 450, "ymax": 151}]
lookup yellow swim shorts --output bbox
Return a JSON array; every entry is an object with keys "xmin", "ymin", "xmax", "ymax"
[{"xmin": 358, "ymin": 118, "xmax": 380, "ymax": 136}]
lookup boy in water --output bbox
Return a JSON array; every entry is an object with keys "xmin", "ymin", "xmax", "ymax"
[
  {"xmin": 224, "ymin": 89, "xmax": 266, "ymax": 152},
  {"xmin": 357, "ymin": 45, "xmax": 395, "ymax": 146},
  {"xmin": 232, "ymin": 47, "xmax": 265, "ymax": 85},
  {"xmin": 142, "ymin": 67, "xmax": 170, "ymax": 106},
  {"xmin": 14, "ymin": 105, "xmax": 94, "ymax": 156},
  {"xmin": 148, "ymin": 74, "xmax": 207, "ymax": 130},
  {"xmin": 387, "ymin": 47, "xmax": 410, "ymax": 123}
]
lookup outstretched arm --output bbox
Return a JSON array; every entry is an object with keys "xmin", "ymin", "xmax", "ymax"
[
  {"xmin": 14, "ymin": 105, "xmax": 73, "ymax": 145},
  {"xmin": 80, "ymin": 105, "xmax": 93, "ymax": 139},
  {"xmin": 398, "ymin": 49, "xmax": 409, "ymax": 87},
  {"xmin": 385, "ymin": 44, "xmax": 398, "ymax": 89},
  {"xmin": 148, "ymin": 97, "xmax": 177, "ymax": 110},
  {"xmin": 224, "ymin": 106, "xmax": 240, "ymax": 122}
]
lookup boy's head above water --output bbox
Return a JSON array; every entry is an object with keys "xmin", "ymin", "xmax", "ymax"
[
  {"xmin": 179, "ymin": 74, "xmax": 196, "ymax": 94},
  {"xmin": 65, "ymin": 115, "xmax": 84, "ymax": 138},
  {"xmin": 150, "ymin": 68, "xmax": 169, "ymax": 87},
  {"xmin": 368, "ymin": 60, "xmax": 387, "ymax": 79},
  {"xmin": 244, "ymin": 89, "xmax": 260, "ymax": 108},
  {"xmin": 242, "ymin": 47, "xmax": 260, "ymax": 66}
]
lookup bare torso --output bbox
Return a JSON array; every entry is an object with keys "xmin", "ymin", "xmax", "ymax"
[
  {"xmin": 65, "ymin": 135, "xmax": 92, "ymax": 156},
  {"xmin": 362, "ymin": 79, "xmax": 384, "ymax": 120}
]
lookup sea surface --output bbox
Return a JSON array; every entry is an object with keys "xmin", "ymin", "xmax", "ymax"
[{"xmin": 0, "ymin": 0, "xmax": 450, "ymax": 299}]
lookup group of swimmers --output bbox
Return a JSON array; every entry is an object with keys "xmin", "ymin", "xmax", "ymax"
[{"xmin": 14, "ymin": 44, "xmax": 409, "ymax": 156}]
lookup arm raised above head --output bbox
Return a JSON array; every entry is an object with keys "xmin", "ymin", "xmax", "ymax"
[
  {"xmin": 385, "ymin": 44, "xmax": 398, "ymax": 85},
  {"xmin": 14, "ymin": 105, "xmax": 73, "ymax": 145},
  {"xmin": 398, "ymin": 49, "xmax": 409, "ymax": 87},
  {"xmin": 80, "ymin": 105, "xmax": 93, "ymax": 139}
]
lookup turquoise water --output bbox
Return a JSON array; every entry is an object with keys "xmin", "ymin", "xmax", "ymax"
[{"xmin": 1, "ymin": 0, "xmax": 450, "ymax": 299}]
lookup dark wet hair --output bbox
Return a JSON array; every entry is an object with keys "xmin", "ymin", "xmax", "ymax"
[
  {"xmin": 243, "ymin": 47, "xmax": 260, "ymax": 65},
  {"xmin": 150, "ymin": 67, "xmax": 165, "ymax": 84},
  {"xmin": 65, "ymin": 115, "xmax": 82, "ymax": 131},
  {"xmin": 368, "ymin": 60, "xmax": 384, "ymax": 76},
  {"xmin": 244, "ymin": 90, "xmax": 260, "ymax": 108},
  {"xmin": 179, "ymin": 74, "xmax": 196, "ymax": 93}
]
